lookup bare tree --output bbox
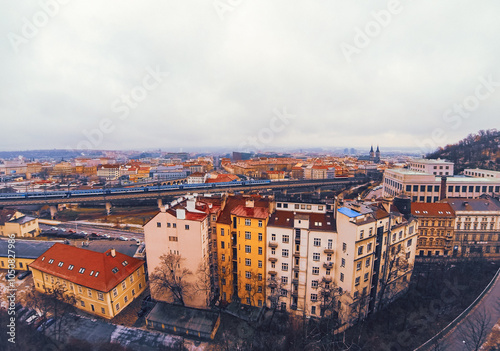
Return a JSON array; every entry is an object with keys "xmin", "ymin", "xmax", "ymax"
[
  {"xmin": 194, "ymin": 261, "xmax": 212, "ymax": 307},
  {"xmin": 459, "ymin": 307, "xmax": 491, "ymax": 351},
  {"xmin": 240, "ymin": 269, "xmax": 263, "ymax": 307},
  {"xmin": 149, "ymin": 253, "xmax": 193, "ymax": 306},
  {"xmin": 267, "ymin": 275, "xmax": 288, "ymax": 310},
  {"xmin": 377, "ymin": 244, "xmax": 412, "ymax": 311}
]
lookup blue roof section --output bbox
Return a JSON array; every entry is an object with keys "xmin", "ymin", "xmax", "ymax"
[{"xmin": 338, "ymin": 207, "xmax": 361, "ymax": 218}]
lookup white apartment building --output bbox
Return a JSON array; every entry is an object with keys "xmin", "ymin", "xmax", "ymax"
[
  {"xmin": 266, "ymin": 199, "xmax": 418, "ymax": 328},
  {"xmin": 408, "ymin": 159, "xmax": 454, "ymax": 176},
  {"xmin": 267, "ymin": 203, "xmax": 336, "ymax": 316}
]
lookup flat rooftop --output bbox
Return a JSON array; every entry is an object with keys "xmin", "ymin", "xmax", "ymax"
[{"xmin": 410, "ymin": 159, "xmax": 454, "ymax": 164}]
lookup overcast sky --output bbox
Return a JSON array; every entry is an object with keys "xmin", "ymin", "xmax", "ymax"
[{"xmin": 1, "ymin": 1, "xmax": 499, "ymax": 153}]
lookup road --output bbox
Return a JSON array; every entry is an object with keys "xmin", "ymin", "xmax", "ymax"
[
  {"xmin": 437, "ymin": 270, "xmax": 500, "ymax": 350},
  {"xmin": 40, "ymin": 222, "xmax": 144, "ymax": 242}
]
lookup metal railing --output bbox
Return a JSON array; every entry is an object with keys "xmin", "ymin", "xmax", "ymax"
[{"xmin": 414, "ymin": 267, "xmax": 500, "ymax": 351}]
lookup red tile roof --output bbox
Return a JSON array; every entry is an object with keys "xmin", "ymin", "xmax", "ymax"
[
  {"xmin": 29, "ymin": 243, "xmax": 144, "ymax": 292},
  {"xmin": 231, "ymin": 205, "xmax": 269, "ymax": 220},
  {"xmin": 269, "ymin": 211, "xmax": 336, "ymax": 231},
  {"xmin": 217, "ymin": 195, "xmax": 271, "ymax": 224},
  {"xmin": 411, "ymin": 202, "xmax": 455, "ymax": 217}
]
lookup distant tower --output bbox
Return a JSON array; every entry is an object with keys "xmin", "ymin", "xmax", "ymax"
[
  {"xmin": 369, "ymin": 145, "xmax": 375, "ymax": 160},
  {"xmin": 376, "ymin": 145, "xmax": 380, "ymax": 160}
]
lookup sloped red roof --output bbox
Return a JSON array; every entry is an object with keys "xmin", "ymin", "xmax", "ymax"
[
  {"xmin": 29, "ymin": 243, "xmax": 144, "ymax": 292},
  {"xmin": 411, "ymin": 202, "xmax": 455, "ymax": 217},
  {"xmin": 231, "ymin": 205, "xmax": 269, "ymax": 219},
  {"xmin": 217, "ymin": 195, "xmax": 271, "ymax": 224}
]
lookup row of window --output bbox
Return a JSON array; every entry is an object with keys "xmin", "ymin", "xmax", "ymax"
[
  {"xmin": 276, "ymin": 203, "xmax": 324, "ymax": 211},
  {"xmin": 157, "ymin": 222, "xmax": 191, "ymax": 230}
]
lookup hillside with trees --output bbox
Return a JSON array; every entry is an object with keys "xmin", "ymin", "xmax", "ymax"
[{"xmin": 426, "ymin": 129, "xmax": 500, "ymax": 174}]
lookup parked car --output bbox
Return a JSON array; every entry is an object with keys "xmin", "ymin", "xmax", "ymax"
[
  {"xmin": 118, "ymin": 236, "xmax": 129, "ymax": 241},
  {"xmin": 25, "ymin": 312, "xmax": 40, "ymax": 325},
  {"xmin": 19, "ymin": 310, "xmax": 37, "ymax": 323},
  {"xmin": 137, "ymin": 308, "xmax": 147, "ymax": 317},
  {"xmin": 141, "ymin": 295, "xmax": 152, "ymax": 308},
  {"xmin": 37, "ymin": 318, "xmax": 55, "ymax": 332},
  {"xmin": 17, "ymin": 271, "xmax": 32, "ymax": 280}
]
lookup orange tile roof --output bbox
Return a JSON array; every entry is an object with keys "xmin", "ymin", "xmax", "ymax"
[{"xmin": 29, "ymin": 243, "xmax": 144, "ymax": 292}]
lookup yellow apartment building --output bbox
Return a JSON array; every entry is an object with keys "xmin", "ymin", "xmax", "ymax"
[
  {"xmin": 217, "ymin": 195, "xmax": 271, "ymax": 307},
  {"xmin": 29, "ymin": 243, "xmax": 146, "ymax": 319}
]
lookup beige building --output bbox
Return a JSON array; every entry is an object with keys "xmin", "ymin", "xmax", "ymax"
[
  {"xmin": 0, "ymin": 209, "xmax": 40, "ymax": 238},
  {"xmin": 383, "ymin": 167, "xmax": 500, "ymax": 202},
  {"xmin": 144, "ymin": 196, "xmax": 221, "ymax": 308},
  {"xmin": 445, "ymin": 196, "xmax": 500, "ymax": 257}
]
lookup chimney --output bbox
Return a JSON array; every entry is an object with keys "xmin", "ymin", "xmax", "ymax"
[
  {"xmin": 245, "ymin": 199, "xmax": 254, "ymax": 208},
  {"xmin": 110, "ymin": 248, "xmax": 116, "ymax": 257},
  {"xmin": 176, "ymin": 208, "xmax": 186, "ymax": 220},
  {"xmin": 440, "ymin": 176, "xmax": 447, "ymax": 200}
]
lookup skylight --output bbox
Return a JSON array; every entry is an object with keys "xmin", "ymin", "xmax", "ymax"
[
  {"xmin": 90, "ymin": 270, "xmax": 94, "ymax": 276},
  {"xmin": 95, "ymin": 272, "xmax": 99, "ymax": 277},
  {"xmin": 68, "ymin": 265, "xmax": 74, "ymax": 270},
  {"xmin": 78, "ymin": 268, "xmax": 85, "ymax": 274},
  {"xmin": 58, "ymin": 262, "xmax": 64, "ymax": 267},
  {"xmin": 48, "ymin": 259, "xmax": 54, "ymax": 264},
  {"xmin": 122, "ymin": 260, "xmax": 129, "ymax": 267},
  {"xmin": 112, "ymin": 267, "xmax": 119, "ymax": 273}
]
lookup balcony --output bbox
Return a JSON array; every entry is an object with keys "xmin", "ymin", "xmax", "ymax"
[
  {"xmin": 322, "ymin": 276, "xmax": 332, "ymax": 283},
  {"xmin": 323, "ymin": 262, "xmax": 334, "ymax": 269},
  {"xmin": 268, "ymin": 279, "xmax": 277, "ymax": 288},
  {"xmin": 268, "ymin": 257, "xmax": 277, "ymax": 262},
  {"xmin": 324, "ymin": 248, "xmax": 334, "ymax": 254},
  {"xmin": 268, "ymin": 270, "xmax": 277, "ymax": 275},
  {"xmin": 269, "ymin": 241, "xmax": 278, "ymax": 248},
  {"xmin": 291, "ymin": 304, "xmax": 298, "ymax": 310}
]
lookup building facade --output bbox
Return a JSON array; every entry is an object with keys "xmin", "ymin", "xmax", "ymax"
[
  {"xmin": 412, "ymin": 202, "xmax": 455, "ymax": 257},
  {"xmin": 29, "ymin": 244, "xmax": 146, "ymax": 319}
]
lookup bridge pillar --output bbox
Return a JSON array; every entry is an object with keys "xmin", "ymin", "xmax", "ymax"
[
  {"xmin": 49, "ymin": 206, "xmax": 58, "ymax": 220},
  {"xmin": 105, "ymin": 202, "xmax": 112, "ymax": 215},
  {"xmin": 157, "ymin": 198, "xmax": 163, "ymax": 209}
]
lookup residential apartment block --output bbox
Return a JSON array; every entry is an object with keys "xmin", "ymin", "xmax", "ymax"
[
  {"xmin": 411, "ymin": 202, "xmax": 455, "ymax": 257},
  {"xmin": 29, "ymin": 243, "xmax": 146, "ymax": 319},
  {"xmin": 216, "ymin": 196, "xmax": 272, "ymax": 307},
  {"xmin": 444, "ymin": 196, "xmax": 500, "ymax": 257},
  {"xmin": 144, "ymin": 196, "xmax": 222, "ymax": 308}
]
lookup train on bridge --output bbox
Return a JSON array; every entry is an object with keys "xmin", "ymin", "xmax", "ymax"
[{"xmin": 0, "ymin": 179, "xmax": 274, "ymax": 200}]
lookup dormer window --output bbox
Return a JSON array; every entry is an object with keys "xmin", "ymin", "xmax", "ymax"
[
  {"xmin": 122, "ymin": 260, "xmax": 129, "ymax": 267},
  {"xmin": 78, "ymin": 268, "xmax": 85, "ymax": 274},
  {"xmin": 112, "ymin": 267, "xmax": 119, "ymax": 274},
  {"xmin": 58, "ymin": 262, "xmax": 64, "ymax": 267},
  {"xmin": 48, "ymin": 259, "xmax": 54, "ymax": 264},
  {"xmin": 68, "ymin": 265, "xmax": 74, "ymax": 270}
]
